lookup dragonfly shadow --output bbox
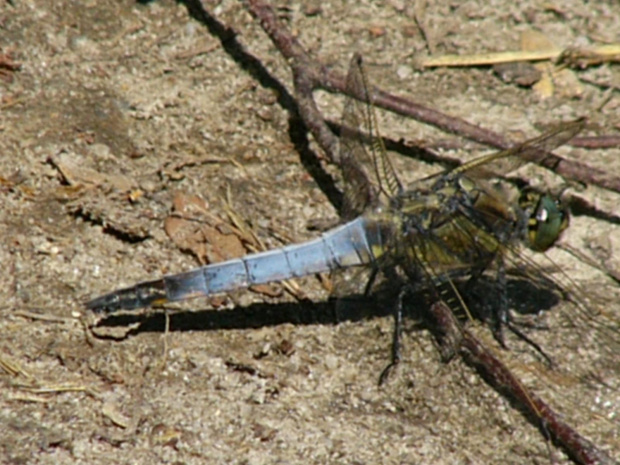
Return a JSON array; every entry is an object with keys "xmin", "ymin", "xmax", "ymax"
[
  {"xmin": 93, "ymin": 293, "xmax": 396, "ymax": 337},
  {"xmin": 389, "ymin": 274, "xmax": 562, "ymax": 337},
  {"xmin": 463, "ymin": 275, "xmax": 561, "ymax": 324},
  {"xmin": 93, "ymin": 274, "xmax": 559, "ymax": 339}
]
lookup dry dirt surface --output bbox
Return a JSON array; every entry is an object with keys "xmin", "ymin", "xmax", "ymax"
[{"xmin": 1, "ymin": 1, "xmax": 619, "ymax": 464}]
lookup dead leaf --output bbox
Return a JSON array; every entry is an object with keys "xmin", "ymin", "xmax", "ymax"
[
  {"xmin": 520, "ymin": 30, "xmax": 582, "ymax": 99},
  {"xmin": 532, "ymin": 62, "xmax": 555, "ymax": 99},
  {"xmin": 101, "ymin": 401, "xmax": 131, "ymax": 428},
  {"xmin": 49, "ymin": 151, "xmax": 135, "ymax": 192},
  {"xmin": 249, "ymin": 283, "xmax": 283, "ymax": 298},
  {"xmin": 165, "ymin": 192, "xmax": 246, "ymax": 265},
  {"xmin": 164, "ymin": 192, "xmax": 287, "ymax": 300}
]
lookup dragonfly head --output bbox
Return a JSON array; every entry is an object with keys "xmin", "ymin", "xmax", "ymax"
[{"xmin": 519, "ymin": 190, "xmax": 569, "ymax": 252}]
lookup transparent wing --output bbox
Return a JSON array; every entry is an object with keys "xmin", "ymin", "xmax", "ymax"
[
  {"xmin": 451, "ymin": 118, "xmax": 586, "ymax": 180},
  {"xmin": 327, "ymin": 54, "xmax": 407, "ymax": 302},
  {"xmin": 409, "ymin": 119, "xmax": 586, "ymax": 194},
  {"xmin": 339, "ymin": 54, "xmax": 403, "ymax": 219}
]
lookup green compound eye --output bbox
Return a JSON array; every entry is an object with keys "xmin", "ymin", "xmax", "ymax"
[{"xmin": 522, "ymin": 193, "xmax": 569, "ymax": 252}]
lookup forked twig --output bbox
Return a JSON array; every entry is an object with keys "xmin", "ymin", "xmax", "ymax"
[{"xmin": 242, "ymin": 0, "xmax": 620, "ymax": 195}]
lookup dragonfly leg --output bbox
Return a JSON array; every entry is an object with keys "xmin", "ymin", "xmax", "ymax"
[
  {"xmin": 378, "ymin": 285, "xmax": 408, "ymax": 386},
  {"xmin": 363, "ymin": 267, "xmax": 380, "ymax": 297},
  {"xmin": 461, "ymin": 260, "xmax": 512, "ymax": 347},
  {"xmin": 492, "ymin": 258, "xmax": 510, "ymax": 349},
  {"xmin": 504, "ymin": 320, "xmax": 554, "ymax": 367},
  {"xmin": 491, "ymin": 258, "xmax": 555, "ymax": 367}
]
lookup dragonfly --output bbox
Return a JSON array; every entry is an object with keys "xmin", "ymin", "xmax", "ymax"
[
  {"xmin": 86, "ymin": 69, "xmax": 582, "ymax": 321},
  {"xmin": 87, "ymin": 55, "xmax": 618, "ymax": 461}
]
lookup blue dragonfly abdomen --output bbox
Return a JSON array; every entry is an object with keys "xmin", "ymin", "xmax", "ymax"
[{"xmin": 86, "ymin": 216, "xmax": 392, "ymax": 313}]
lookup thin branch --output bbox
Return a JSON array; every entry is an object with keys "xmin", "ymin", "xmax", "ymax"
[
  {"xmin": 429, "ymin": 301, "xmax": 615, "ymax": 465},
  {"xmin": 571, "ymin": 135, "xmax": 620, "ymax": 149},
  {"xmin": 243, "ymin": 0, "xmax": 338, "ymax": 162}
]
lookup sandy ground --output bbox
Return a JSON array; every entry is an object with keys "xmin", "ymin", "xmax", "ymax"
[{"xmin": 0, "ymin": 1, "xmax": 619, "ymax": 464}]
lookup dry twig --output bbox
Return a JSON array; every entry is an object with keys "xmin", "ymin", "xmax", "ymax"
[{"xmin": 429, "ymin": 301, "xmax": 616, "ymax": 465}]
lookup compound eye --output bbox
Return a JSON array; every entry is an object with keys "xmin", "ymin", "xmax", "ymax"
[{"xmin": 527, "ymin": 195, "xmax": 569, "ymax": 252}]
